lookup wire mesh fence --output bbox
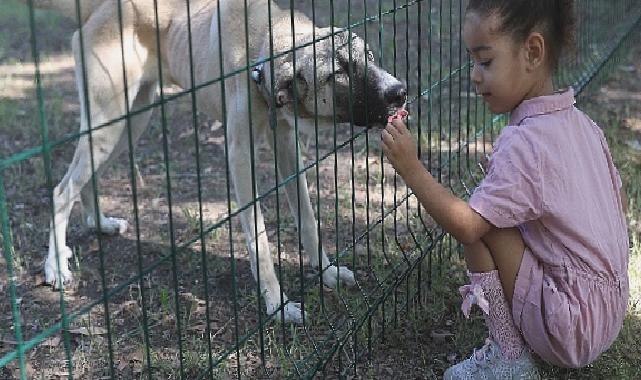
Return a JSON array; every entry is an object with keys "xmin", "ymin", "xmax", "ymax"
[{"xmin": 0, "ymin": 0, "xmax": 640, "ymax": 378}]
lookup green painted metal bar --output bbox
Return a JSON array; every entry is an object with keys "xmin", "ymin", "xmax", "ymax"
[{"xmin": 0, "ymin": 176, "xmax": 26, "ymax": 380}]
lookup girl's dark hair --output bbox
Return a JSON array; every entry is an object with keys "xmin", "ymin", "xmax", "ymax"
[{"xmin": 466, "ymin": 0, "xmax": 576, "ymax": 70}]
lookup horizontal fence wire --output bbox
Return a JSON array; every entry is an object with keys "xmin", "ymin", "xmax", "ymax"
[{"xmin": 1, "ymin": 0, "xmax": 640, "ymax": 378}]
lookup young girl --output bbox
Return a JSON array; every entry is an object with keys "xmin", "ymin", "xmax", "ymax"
[{"xmin": 382, "ymin": 0, "xmax": 630, "ymax": 378}]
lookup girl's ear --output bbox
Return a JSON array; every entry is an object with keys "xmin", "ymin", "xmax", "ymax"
[{"xmin": 524, "ymin": 32, "xmax": 546, "ymax": 71}]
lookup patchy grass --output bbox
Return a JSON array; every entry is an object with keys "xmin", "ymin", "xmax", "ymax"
[{"xmin": 0, "ymin": 0, "xmax": 73, "ymax": 63}]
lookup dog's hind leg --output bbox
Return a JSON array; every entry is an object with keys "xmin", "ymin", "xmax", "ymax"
[
  {"xmin": 45, "ymin": 10, "xmax": 153, "ymax": 288},
  {"xmin": 268, "ymin": 124, "xmax": 355, "ymax": 289},
  {"xmin": 80, "ymin": 81, "xmax": 157, "ymax": 235}
]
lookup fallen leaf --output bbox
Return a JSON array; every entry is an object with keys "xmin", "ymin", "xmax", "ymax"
[
  {"xmin": 178, "ymin": 129, "xmax": 194, "ymax": 140},
  {"xmin": 69, "ymin": 326, "xmax": 107, "ymax": 336},
  {"xmin": 42, "ymin": 336, "xmax": 61, "ymax": 347},
  {"xmin": 1, "ymin": 337, "xmax": 17, "ymax": 345},
  {"xmin": 626, "ymin": 139, "xmax": 641, "ymax": 151},
  {"xmin": 210, "ymin": 120, "xmax": 222, "ymax": 132},
  {"xmin": 187, "ymin": 324, "xmax": 207, "ymax": 333},
  {"xmin": 430, "ymin": 329, "xmax": 454, "ymax": 340}
]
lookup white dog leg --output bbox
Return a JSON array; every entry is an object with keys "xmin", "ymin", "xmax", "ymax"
[
  {"xmin": 45, "ymin": 178, "xmax": 77, "ymax": 288},
  {"xmin": 81, "ymin": 175, "xmax": 128, "ymax": 235},
  {"xmin": 45, "ymin": 139, "xmax": 119, "ymax": 288},
  {"xmin": 230, "ymin": 152, "xmax": 304, "ymax": 324},
  {"xmin": 80, "ymin": 83, "xmax": 156, "ymax": 236},
  {"xmin": 84, "ymin": 214, "xmax": 129, "ymax": 235},
  {"xmin": 269, "ymin": 124, "xmax": 355, "ymax": 289},
  {"xmin": 227, "ymin": 108, "xmax": 304, "ymax": 324},
  {"xmin": 45, "ymin": 19, "xmax": 151, "ymax": 288}
]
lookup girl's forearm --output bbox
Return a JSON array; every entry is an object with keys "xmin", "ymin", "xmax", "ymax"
[{"xmin": 401, "ymin": 161, "xmax": 490, "ymax": 244}]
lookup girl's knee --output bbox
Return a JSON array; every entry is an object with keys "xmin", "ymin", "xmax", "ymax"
[{"xmin": 463, "ymin": 240, "xmax": 496, "ymax": 272}]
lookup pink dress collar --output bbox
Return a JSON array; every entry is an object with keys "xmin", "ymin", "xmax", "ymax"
[{"xmin": 509, "ymin": 88, "xmax": 576, "ymax": 126}]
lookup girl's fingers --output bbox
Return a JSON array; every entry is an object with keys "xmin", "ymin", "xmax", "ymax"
[
  {"xmin": 381, "ymin": 142, "xmax": 389, "ymax": 156},
  {"xmin": 391, "ymin": 117, "xmax": 407, "ymax": 132},
  {"xmin": 384, "ymin": 125, "xmax": 401, "ymax": 141},
  {"xmin": 381, "ymin": 128, "xmax": 393, "ymax": 144},
  {"xmin": 381, "ymin": 129, "xmax": 398, "ymax": 157}
]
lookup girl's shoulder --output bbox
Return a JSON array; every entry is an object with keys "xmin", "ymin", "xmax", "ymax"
[
  {"xmin": 509, "ymin": 88, "xmax": 576, "ymax": 125},
  {"xmin": 511, "ymin": 103, "xmax": 595, "ymax": 146},
  {"xmin": 491, "ymin": 125, "xmax": 541, "ymax": 162}
]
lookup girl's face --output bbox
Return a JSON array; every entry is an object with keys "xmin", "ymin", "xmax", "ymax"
[{"xmin": 463, "ymin": 11, "xmax": 552, "ymax": 114}]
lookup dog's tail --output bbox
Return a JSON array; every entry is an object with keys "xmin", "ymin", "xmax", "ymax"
[{"xmin": 18, "ymin": 0, "xmax": 100, "ymax": 22}]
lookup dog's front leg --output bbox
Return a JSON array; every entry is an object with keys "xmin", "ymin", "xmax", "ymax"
[
  {"xmin": 269, "ymin": 124, "xmax": 355, "ymax": 289},
  {"xmin": 227, "ymin": 112, "xmax": 303, "ymax": 324}
]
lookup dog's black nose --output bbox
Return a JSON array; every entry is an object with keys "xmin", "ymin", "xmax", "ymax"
[{"xmin": 384, "ymin": 84, "xmax": 407, "ymax": 107}]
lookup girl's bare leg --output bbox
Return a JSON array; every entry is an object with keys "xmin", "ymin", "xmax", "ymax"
[
  {"xmin": 446, "ymin": 226, "xmax": 537, "ymax": 378},
  {"xmin": 463, "ymin": 226, "xmax": 525, "ymax": 304}
]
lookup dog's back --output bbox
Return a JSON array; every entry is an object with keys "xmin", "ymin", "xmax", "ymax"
[{"xmin": 21, "ymin": 0, "xmax": 212, "ymax": 29}]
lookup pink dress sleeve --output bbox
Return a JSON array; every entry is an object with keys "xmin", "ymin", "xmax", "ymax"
[
  {"xmin": 596, "ymin": 124, "xmax": 623, "ymax": 191},
  {"xmin": 469, "ymin": 129, "xmax": 544, "ymax": 228}
]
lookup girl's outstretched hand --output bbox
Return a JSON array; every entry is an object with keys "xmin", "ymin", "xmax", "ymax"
[{"xmin": 381, "ymin": 113, "xmax": 421, "ymax": 177}]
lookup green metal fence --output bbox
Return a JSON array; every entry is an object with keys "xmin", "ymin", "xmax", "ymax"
[{"xmin": 1, "ymin": 0, "xmax": 640, "ymax": 378}]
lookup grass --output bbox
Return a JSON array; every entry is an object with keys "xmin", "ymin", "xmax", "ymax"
[{"xmin": 0, "ymin": 0, "xmax": 71, "ymax": 63}]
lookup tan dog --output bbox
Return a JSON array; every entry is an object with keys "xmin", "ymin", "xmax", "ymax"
[{"xmin": 26, "ymin": 0, "xmax": 407, "ymax": 323}]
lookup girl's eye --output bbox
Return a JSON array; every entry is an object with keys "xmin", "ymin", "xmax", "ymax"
[{"xmin": 472, "ymin": 59, "xmax": 492, "ymax": 69}]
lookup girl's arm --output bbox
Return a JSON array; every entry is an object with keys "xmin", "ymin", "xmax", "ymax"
[{"xmin": 381, "ymin": 118, "xmax": 491, "ymax": 244}]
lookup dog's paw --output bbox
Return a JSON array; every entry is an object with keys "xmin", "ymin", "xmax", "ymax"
[
  {"xmin": 322, "ymin": 265, "xmax": 356, "ymax": 288},
  {"xmin": 87, "ymin": 215, "xmax": 128, "ymax": 235},
  {"xmin": 44, "ymin": 247, "xmax": 74, "ymax": 289},
  {"xmin": 281, "ymin": 302, "xmax": 304, "ymax": 325},
  {"xmin": 266, "ymin": 301, "xmax": 305, "ymax": 325}
]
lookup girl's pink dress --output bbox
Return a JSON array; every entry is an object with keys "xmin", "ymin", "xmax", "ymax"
[{"xmin": 469, "ymin": 88, "xmax": 629, "ymax": 368}]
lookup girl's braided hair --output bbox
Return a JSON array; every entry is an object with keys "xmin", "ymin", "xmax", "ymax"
[{"xmin": 466, "ymin": 0, "xmax": 577, "ymax": 70}]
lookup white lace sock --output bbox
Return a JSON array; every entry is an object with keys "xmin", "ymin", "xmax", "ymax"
[{"xmin": 462, "ymin": 270, "xmax": 527, "ymax": 360}]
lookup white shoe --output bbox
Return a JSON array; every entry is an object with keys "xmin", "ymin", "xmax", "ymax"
[{"xmin": 443, "ymin": 338, "xmax": 540, "ymax": 380}]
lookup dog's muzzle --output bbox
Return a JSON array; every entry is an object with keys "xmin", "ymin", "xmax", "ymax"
[
  {"xmin": 363, "ymin": 80, "xmax": 408, "ymax": 128},
  {"xmin": 384, "ymin": 84, "xmax": 407, "ymax": 109}
]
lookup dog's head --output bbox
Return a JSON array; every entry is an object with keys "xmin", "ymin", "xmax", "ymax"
[{"xmin": 252, "ymin": 28, "xmax": 406, "ymax": 127}]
